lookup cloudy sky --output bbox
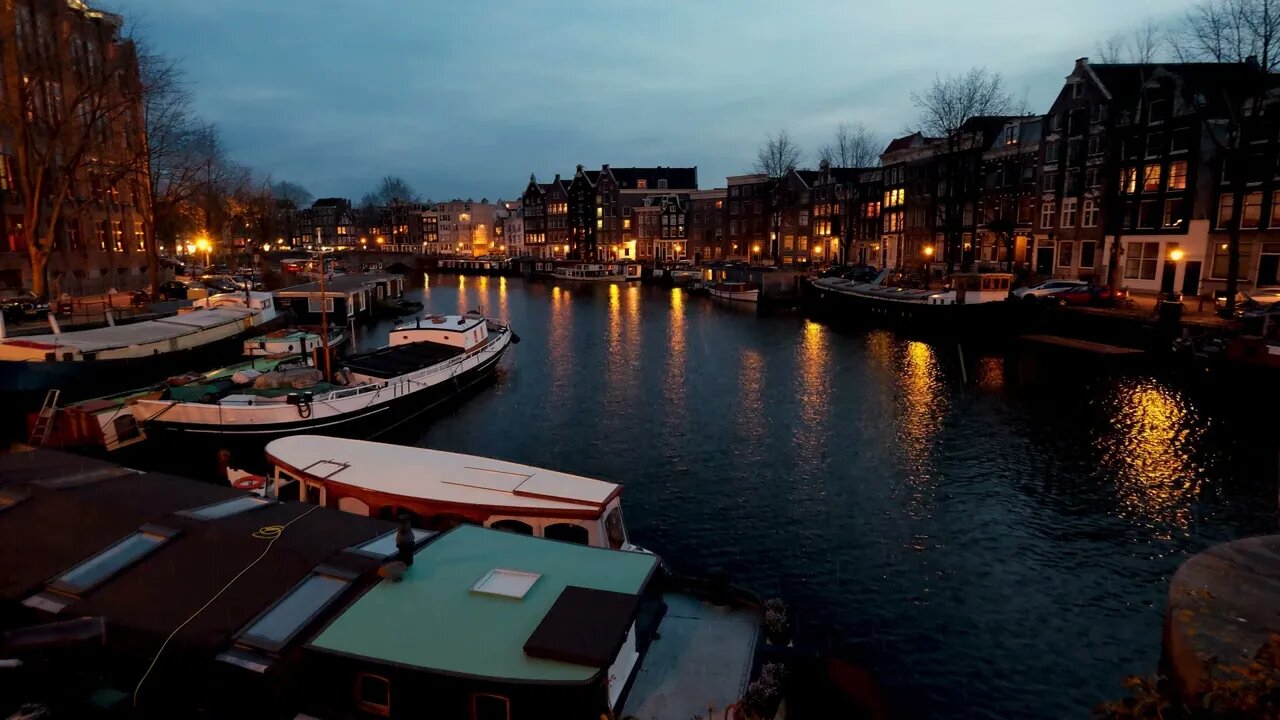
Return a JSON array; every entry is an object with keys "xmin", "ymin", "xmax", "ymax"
[{"xmin": 125, "ymin": 0, "xmax": 1191, "ymax": 202}]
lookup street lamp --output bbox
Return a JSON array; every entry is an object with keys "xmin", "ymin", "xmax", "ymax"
[
  {"xmin": 923, "ymin": 245, "xmax": 935, "ymax": 289},
  {"xmin": 752, "ymin": 243, "xmax": 760, "ymax": 263},
  {"xmin": 195, "ymin": 236, "xmax": 211, "ymax": 268},
  {"xmin": 1169, "ymin": 248, "xmax": 1185, "ymax": 262}
]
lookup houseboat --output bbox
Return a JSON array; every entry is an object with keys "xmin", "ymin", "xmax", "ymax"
[
  {"xmin": 708, "ymin": 282, "xmax": 760, "ymax": 303},
  {"xmin": 273, "ymin": 273, "xmax": 406, "ymax": 324},
  {"xmin": 0, "ymin": 449, "xmax": 766, "ymax": 720},
  {"xmin": 129, "ymin": 312, "xmax": 515, "ymax": 447},
  {"xmin": 552, "ymin": 264, "xmax": 627, "ymax": 282},
  {"xmin": 262, "ymin": 435, "xmax": 639, "ymax": 549},
  {"xmin": 242, "ymin": 326, "xmax": 346, "ymax": 357},
  {"xmin": 0, "ymin": 291, "xmax": 282, "ymax": 409},
  {"xmin": 805, "ymin": 269, "xmax": 1014, "ymax": 329}
]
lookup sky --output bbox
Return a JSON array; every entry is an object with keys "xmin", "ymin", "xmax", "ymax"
[{"xmin": 123, "ymin": 0, "xmax": 1194, "ymax": 203}]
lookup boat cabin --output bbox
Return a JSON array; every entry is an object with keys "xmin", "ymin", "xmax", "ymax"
[
  {"xmin": 301, "ymin": 524, "xmax": 662, "ymax": 720},
  {"xmin": 389, "ymin": 313, "xmax": 490, "ymax": 351},
  {"xmin": 264, "ymin": 435, "xmax": 637, "ymax": 551},
  {"xmin": 929, "ymin": 273, "xmax": 1014, "ymax": 306},
  {"xmin": 555, "ymin": 264, "xmax": 620, "ymax": 280},
  {"xmin": 243, "ymin": 327, "xmax": 343, "ymax": 357},
  {"xmin": 274, "ymin": 273, "xmax": 405, "ymax": 323}
]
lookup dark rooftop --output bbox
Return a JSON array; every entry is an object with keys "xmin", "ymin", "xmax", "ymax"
[{"xmin": 275, "ymin": 273, "xmax": 402, "ymax": 296}]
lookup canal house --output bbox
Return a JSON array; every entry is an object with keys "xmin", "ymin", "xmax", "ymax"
[
  {"xmin": 274, "ymin": 273, "xmax": 406, "ymax": 323},
  {"xmin": 301, "ymin": 524, "xmax": 661, "ymax": 720}
]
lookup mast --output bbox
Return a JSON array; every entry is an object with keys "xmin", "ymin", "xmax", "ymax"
[{"xmin": 317, "ymin": 243, "xmax": 332, "ymax": 382}]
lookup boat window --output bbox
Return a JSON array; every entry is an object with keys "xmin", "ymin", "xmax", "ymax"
[
  {"xmin": 178, "ymin": 495, "xmax": 270, "ymax": 520},
  {"xmin": 349, "ymin": 528, "xmax": 434, "ymax": 558},
  {"xmin": 236, "ymin": 569, "xmax": 352, "ymax": 651},
  {"xmin": 50, "ymin": 526, "xmax": 175, "ymax": 595},
  {"xmin": 472, "ymin": 693, "xmax": 510, "ymax": 720},
  {"xmin": 356, "ymin": 673, "xmax": 390, "ymax": 716},
  {"xmin": 604, "ymin": 508, "xmax": 627, "ymax": 550},
  {"xmin": 490, "ymin": 519, "xmax": 534, "ymax": 536},
  {"xmin": 544, "ymin": 523, "xmax": 590, "ymax": 546}
]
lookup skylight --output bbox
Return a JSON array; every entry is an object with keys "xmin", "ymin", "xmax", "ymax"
[
  {"xmin": 237, "ymin": 570, "xmax": 352, "ymax": 652},
  {"xmin": 471, "ymin": 569, "xmax": 541, "ymax": 600},
  {"xmin": 179, "ymin": 495, "xmax": 270, "ymax": 520},
  {"xmin": 349, "ymin": 528, "xmax": 434, "ymax": 558},
  {"xmin": 50, "ymin": 526, "xmax": 175, "ymax": 596}
]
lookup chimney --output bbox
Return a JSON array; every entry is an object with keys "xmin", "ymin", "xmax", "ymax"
[{"xmin": 1247, "ymin": 55, "xmax": 1260, "ymax": 71}]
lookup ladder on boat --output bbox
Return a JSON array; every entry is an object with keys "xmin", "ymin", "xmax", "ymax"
[{"xmin": 28, "ymin": 389, "xmax": 60, "ymax": 447}]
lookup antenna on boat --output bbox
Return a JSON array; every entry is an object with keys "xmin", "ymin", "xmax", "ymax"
[{"xmin": 316, "ymin": 247, "xmax": 332, "ymax": 382}]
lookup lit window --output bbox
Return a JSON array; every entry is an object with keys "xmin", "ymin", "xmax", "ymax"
[
  {"xmin": 1082, "ymin": 199, "xmax": 1099, "ymax": 228},
  {"xmin": 1168, "ymin": 161, "xmax": 1188, "ymax": 191},
  {"xmin": 1040, "ymin": 201, "xmax": 1055, "ymax": 229},
  {"xmin": 1121, "ymin": 168, "xmax": 1137, "ymax": 194},
  {"xmin": 50, "ymin": 526, "xmax": 175, "ymax": 596},
  {"xmin": 236, "ymin": 570, "xmax": 352, "ymax": 651},
  {"xmin": 1243, "ymin": 191, "xmax": 1263, "ymax": 228},
  {"xmin": 1142, "ymin": 165, "xmax": 1162, "ymax": 192},
  {"xmin": 622, "ymin": 219, "xmax": 630, "ymax": 229}
]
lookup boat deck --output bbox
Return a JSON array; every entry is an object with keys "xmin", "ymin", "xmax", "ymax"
[
  {"xmin": 343, "ymin": 342, "xmax": 464, "ymax": 380},
  {"xmin": 623, "ymin": 593, "xmax": 760, "ymax": 720}
]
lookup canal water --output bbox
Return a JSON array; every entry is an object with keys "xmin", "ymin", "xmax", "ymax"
[{"xmin": 369, "ymin": 274, "xmax": 1271, "ymax": 719}]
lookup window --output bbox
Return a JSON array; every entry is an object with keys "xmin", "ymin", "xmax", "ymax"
[
  {"xmin": 636, "ymin": 179, "xmax": 647, "ymax": 189},
  {"xmin": 1142, "ymin": 165, "xmax": 1162, "ymax": 192},
  {"xmin": 308, "ymin": 297, "xmax": 335, "ymax": 314},
  {"xmin": 238, "ymin": 570, "xmax": 351, "ymax": 651},
  {"xmin": 1148, "ymin": 99, "xmax": 1169, "ymax": 123},
  {"xmin": 883, "ymin": 188, "xmax": 904, "ymax": 207},
  {"xmin": 544, "ymin": 523, "xmax": 589, "ymax": 545},
  {"xmin": 1164, "ymin": 199, "xmax": 1186, "ymax": 228},
  {"xmin": 1138, "ymin": 200, "xmax": 1159, "ymax": 229},
  {"xmin": 1243, "ymin": 191, "xmax": 1263, "ymax": 228},
  {"xmin": 179, "ymin": 496, "xmax": 269, "ymax": 520},
  {"xmin": 1061, "ymin": 198, "xmax": 1078, "ymax": 227},
  {"xmin": 1072, "ymin": 81, "xmax": 1084, "ymax": 98},
  {"xmin": 1080, "ymin": 240, "xmax": 1097, "ymax": 268},
  {"xmin": 729, "ymin": 186, "xmax": 739, "ymax": 197},
  {"xmin": 799, "ymin": 211, "xmax": 809, "ymax": 227},
  {"xmin": 1043, "ymin": 140, "xmax": 1059, "ymax": 163},
  {"xmin": 1049, "ymin": 113, "xmax": 1062, "ymax": 132},
  {"xmin": 1218, "ymin": 193, "xmax": 1235, "ymax": 228},
  {"xmin": 1040, "ymin": 201, "xmax": 1055, "ymax": 229},
  {"xmin": 1124, "ymin": 241, "xmax": 1160, "ymax": 280},
  {"xmin": 473, "ymin": 693, "xmax": 510, "ymax": 720},
  {"xmin": 1088, "ymin": 133, "xmax": 1106, "ymax": 157},
  {"xmin": 1041, "ymin": 172, "xmax": 1056, "ymax": 193},
  {"xmin": 1145, "ymin": 133, "xmax": 1165, "ymax": 158},
  {"xmin": 1272, "ymin": 191, "xmax": 1280, "ymax": 228},
  {"xmin": 1082, "ymin": 199, "xmax": 1099, "ymax": 228},
  {"xmin": 1167, "ymin": 161, "xmax": 1187, "ymax": 191},
  {"xmin": 48, "ymin": 527, "xmax": 174, "ymax": 596},
  {"xmin": 1004, "ymin": 125, "xmax": 1018, "ymax": 145},
  {"xmin": 491, "ymin": 519, "xmax": 533, "ymax": 535},
  {"xmin": 1017, "ymin": 198, "xmax": 1032, "ymax": 224},
  {"xmin": 1058, "ymin": 241, "xmax": 1074, "ymax": 267},
  {"xmin": 0, "ymin": 154, "xmax": 11, "ymax": 191},
  {"xmin": 1170, "ymin": 127, "xmax": 1191, "ymax": 153},
  {"xmin": 1090, "ymin": 104, "xmax": 1107, "ymax": 124},
  {"xmin": 1212, "ymin": 240, "xmax": 1254, "ymax": 279},
  {"xmin": 657, "ymin": 178, "xmax": 668, "ymax": 189},
  {"xmin": 356, "ymin": 673, "xmax": 390, "ymax": 716},
  {"xmin": 729, "ymin": 220, "xmax": 738, "ymax": 235},
  {"xmin": 730, "ymin": 201, "xmax": 740, "ymax": 215}
]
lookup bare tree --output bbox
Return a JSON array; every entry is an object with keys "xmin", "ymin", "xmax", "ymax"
[
  {"xmin": 1098, "ymin": 17, "xmax": 1166, "ymax": 63},
  {"xmin": 270, "ymin": 180, "xmax": 313, "ymax": 208},
  {"xmin": 753, "ymin": 130, "xmax": 802, "ymax": 178},
  {"xmin": 0, "ymin": 5, "xmax": 149, "ymax": 297},
  {"xmin": 912, "ymin": 68, "xmax": 1014, "ymax": 272},
  {"xmin": 362, "ymin": 175, "xmax": 421, "ymax": 207},
  {"xmin": 817, "ymin": 122, "xmax": 881, "ymax": 168},
  {"xmin": 1170, "ymin": 0, "xmax": 1280, "ymax": 312}
]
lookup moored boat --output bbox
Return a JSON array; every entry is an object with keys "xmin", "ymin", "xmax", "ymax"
[
  {"xmin": 262, "ymin": 435, "xmax": 642, "ymax": 550},
  {"xmin": 708, "ymin": 281, "xmax": 760, "ymax": 303},
  {"xmin": 0, "ymin": 291, "xmax": 284, "ymax": 410},
  {"xmin": 805, "ymin": 269, "xmax": 1014, "ymax": 331},
  {"xmin": 552, "ymin": 263, "xmax": 627, "ymax": 282},
  {"xmin": 130, "ymin": 312, "xmax": 515, "ymax": 448}
]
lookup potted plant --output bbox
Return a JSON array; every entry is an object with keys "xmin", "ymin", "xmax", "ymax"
[
  {"xmin": 764, "ymin": 598, "xmax": 791, "ymax": 646},
  {"xmin": 738, "ymin": 662, "xmax": 785, "ymax": 720}
]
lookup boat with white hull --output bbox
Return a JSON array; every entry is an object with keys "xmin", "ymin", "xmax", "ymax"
[
  {"xmin": 805, "ymin": 269, "xmax": 1014, "ymax": 331},
  {"xmin": 708, "ymin": 282, "xmax": 760, "ymax": 303},
  {"xmin": 0, "ymin": 291, "xmax": 282, "ymax": 407},
  {"xmin": 551, "ymin": 263, "xmax": 628, "ymax": 282},
  {"xmin": 131, "ymin": 312, "xmax": 515, "ymax": 446}
]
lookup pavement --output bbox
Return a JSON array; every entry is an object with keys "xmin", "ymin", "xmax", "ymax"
[
  {"xmin": 1071, "ymin": 292, "xmax": 1233, "ymax": 328},
  {"xmin": 2, "ymin": 291, "xmax": 165, "ymax": 337}
]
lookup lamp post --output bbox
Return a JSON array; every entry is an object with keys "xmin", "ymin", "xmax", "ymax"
[
  {"xmin": 751, "ymin": 243, "xmax": 761, "ymax": 264},
  {"xmin": 923, "ymin": 245, "xmax": 935, "ymax": 289},
  {"xmin": 195, "ymin": 236, "xmax": 211, "ymax": 268}
]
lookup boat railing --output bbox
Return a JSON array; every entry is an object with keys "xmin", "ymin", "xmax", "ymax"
[{"xmin": 335, "ymin": 328, "xmax": 510, "ymax": 402}]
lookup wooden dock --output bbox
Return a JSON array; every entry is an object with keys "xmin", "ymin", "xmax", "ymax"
[{"xmin": 1019, "ymin": 334, "xmax": 1144, "ymax": 356}]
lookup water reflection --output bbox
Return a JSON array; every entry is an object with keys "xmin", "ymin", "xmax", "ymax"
[
  {"xmin": 896, "ymin": 341, "xmax": 946, "ymax": 522},
  {"xmin": 548, "ymin": 286, "xmax": 572, "ymax": 394},
  {"xmin": 666, "ymin": 288, "xmax": 686, "ymax": 395},
  {"xmin": 456, "ymin": 274, "xmax": 467, "ymax": 311},
  {"xmin": 737, "ymin": 348, "xmax": 765, "ymax": 449},
  {"xmin": 498, "ymin": 276, "xmax": 509, "ymax": 322},
  {"xmin": 1099, "ymin": 379, "xmax": 1203, "ymax": 532},
  {"xmin": 793, "ymin": 321, "xmax": 829, "ymax": 460}
]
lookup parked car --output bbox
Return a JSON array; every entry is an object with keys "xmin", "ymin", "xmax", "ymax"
[
  {"xmin": 1049, "ymin": 284, "xmax": 1116, "ymax": 307},
  {"xmin": 1012, "ymin": 279, "xmax": 1088, "ymax": 301},
  {"xmin": 0, "ymin": 290, "xmax": 50, "ymax": 323},
  {"xmin": 156, "ymin": 280, "xmax": 209, "ymax": 301},
  {"xmin": 202, "ymin": 276, "xmax": 240, "ymax": 294}
]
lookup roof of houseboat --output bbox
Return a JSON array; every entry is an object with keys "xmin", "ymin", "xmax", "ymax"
[
  {"xmin": 0, "ymin": 306, "xmax": 258, "ymax": 354},
  {"xmin": 265, "ymin": 436, "xmax": 622, "ymax": 513},
  {"xmin": 308, "ymin": 524, "xmax": 658, "ymax": 682},
  {"xmin": 274, "ymin": 273, "xmax": 402, "ymax": 297}
]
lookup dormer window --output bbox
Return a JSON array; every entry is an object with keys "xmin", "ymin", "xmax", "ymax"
[
  {"xmin": 1072, "ymin": 81, "xmax": 1084, "ymax": 99},
  {"xmin": 657, "ymin": 179, "xmax": 668, "ymax": 189},
  {"xmin": 1148, "ymin": 99, "xmax": 1169, "ymax": 124},
  {"xmin": 636, "ymin": 179, "xmax": 648, "ymax": 189}
]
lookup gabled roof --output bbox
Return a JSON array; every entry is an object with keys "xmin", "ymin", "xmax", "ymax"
[
  {"xmin": 607, "ymin": 167, "xmax": 698, "ymax": 190},
  {"xmin": 1081, "ymin": 58, "xmax": 1274, "ymax": 115},
  {"xmin": 884, "ymin": 132, "xmax": 928, "ymax": 154}
]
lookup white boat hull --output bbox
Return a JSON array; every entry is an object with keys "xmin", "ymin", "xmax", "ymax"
[{"xmin": 709, "ymin": 288, "xmax": 759, "ymax": 303}]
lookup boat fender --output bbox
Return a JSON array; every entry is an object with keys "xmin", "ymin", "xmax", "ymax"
[
  {"xmin": 511, "ymin": 332, "xmax": 522, "ymax": 344},
  {"xmin": 232, "ymin": 475, "xmax": 266, "ymax": 491}
]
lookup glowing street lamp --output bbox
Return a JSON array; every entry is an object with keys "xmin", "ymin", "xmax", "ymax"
[
  {"xmin": 195, "ymin": 235, "xmax": 211, "ymax": 267},
  {"xmin": 1168, "ymin": 248, "xmax": 1185, "ymax": 262},
  {"xmin": 923, "ymin": 245, "xmax": 935, "ymax": 289}
]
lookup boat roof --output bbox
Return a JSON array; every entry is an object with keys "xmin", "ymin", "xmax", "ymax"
[
  {"xmin": 343, "ymin": 341, "xmax": 463, "ymax": 380},
  {"xmin": 274, "ymin": 273, "xmax": 402, "ymax": 297},
  {"xmin": 0, "ymin": 307, "xmax": 256, "ymax": 353},
  {"xmin": 265, "ymin": 436, "xmax": 621, "ymax": 513},
  {"xmin": 307, "ymin": 524, "xmax": 657, "ymax": 682},
  {"xmin": 393, "ymin": 313, "xmax": 485, "ymax": 333}
]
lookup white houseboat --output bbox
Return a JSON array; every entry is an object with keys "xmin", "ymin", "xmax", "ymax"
[
  {"xmin": 806, "ymin": 269, "xmax": 1014, "ymax": 329},
  {"xmin": 708, "ymin": 282, "xmax": 760, "ymax": 303},
  {"xmin": 552, "ymin": 264, "xmax": 627, "ymax": 282},
  {"xmin": 262, "ymin": 435, "xmax": 640, "ymax": 550}
]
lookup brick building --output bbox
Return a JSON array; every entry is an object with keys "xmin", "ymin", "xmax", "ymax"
[
  {"xmin": 688, "ymin": 188, "xmax": 726, "ymax": 262},
  {"xmin": 977, "ymin": 116, "xmax": 1041, "ymax": 271},
  {"xmin": 725, "ymin": 174, "xmax": 775, "ymax": 263}
]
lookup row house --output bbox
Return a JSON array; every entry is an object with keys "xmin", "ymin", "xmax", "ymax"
[
  {"xmin": 976, "ymin": 116, "xmax": 1042, "ymax": 271},
  {"xmin": 0, "ymin": 0, "xmax": 154, "ymax": 295},
  {"xmin": 880, "ymin": 133, "xmax": 938, "ymax": 270},
  {"xmin": 771, "ymin": 169, "xmax": 821, "ymax": 266},
  {"xmin": 725, "ymin": 174, "xmax": 775, "ymax": 262},
  {"xmin": 652, "ymin": 194, "xmax": 690, "ymax": 262},
  {"xmin": 846, "ymin": 169, "xmax": 885, "ymax": 266},
  {"xmin": 633, "ymin": 204, "xmax": 661, "ymax": 261},
  {"xmin": 420, "ymin": 210, "xmax": 441, "ymax": 255},
  {"xmin": 434, "ymin": 199, "xmax": 498, "ymax": 257},
  {"xmin": 597, "ymin": 166, "xmax": 698, "ymax": 260},
  {"xmin": 808, "ymin": 161, "xmax": 875, "ymax": 266},
  {"xmin": 932, "ymin": 116, "xmax": 1022, "ymax": 272},
  {"xmin": 519, "ymin": 175, "xmax": 569, "ymax": 259},
  {"xmin": 494, "ymin": 200, "xmax": 523, "ymax": 257},
  {"xmin": 567, "ymin": 165, "xmax": 600, "ymax": 259},
  {"xmin": 296, "ymin": 198, "xmax": 358, "ymax": 250},
  {"xmin": 688, "ymin": 189, "xmax": 727, "ymax": 262}
]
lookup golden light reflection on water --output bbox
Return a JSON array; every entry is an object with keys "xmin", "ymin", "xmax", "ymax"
[
  {"xmin": 548, "ymin": 285, "xmax": 572, "ymax": 391},
  {"xmin": 793, "ymin": 321, "xmax": 830, "ymax": 456},
  {"xmin": 737, "ymin": 348, "xmax": 765, "ymax": 446},
  {"xmin": 1101, "ymin": 379, "xmax": 1202, "ymax": 532},
  {"xmin": 666, "ymin": 288, "xmax": 686, "ymax": 400},
  {"xmin": 896, "ymin": 341, "xmax": 946, "ymax": 522},
  {"xmin": 456, "ymin": 274, "xmax": 468, "ymax": 312},
  {"xmin": 497, "ymin": 276, "xmax": 508, "ymax": 321},
  {"xmin": 974, "ymin": 357, "xmax": 1005, "ymax": 392}
]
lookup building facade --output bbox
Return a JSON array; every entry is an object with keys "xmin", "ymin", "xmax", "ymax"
[
  {"xmin": 725, "ymin": 174, "xmax": 775, "ymax": 263},
  {"xmin": 977, "ymin": 117, "xmax": 1041, "ymax": 272},
  {"xmin": 688, "ymin": 189, "xmax": 727, "ymax": 262},
  {"xmin": 434, "ymin": 200, "xmax": 498, "ymax": 257},
  {"xmin": 0, "ymin": 0, "xmax": 155, "ymax": 295}
]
